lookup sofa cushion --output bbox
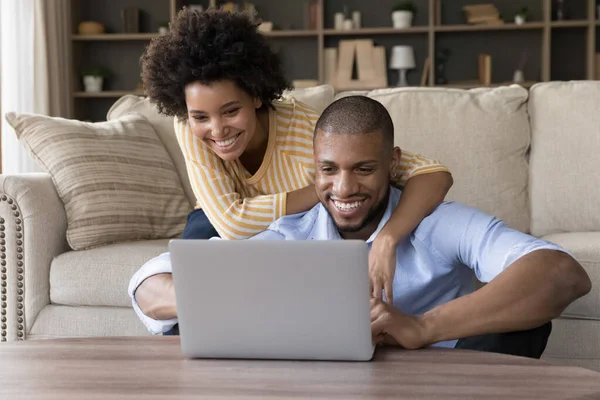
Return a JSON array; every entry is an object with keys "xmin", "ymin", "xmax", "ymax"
[
  {"xmin": 541, "ymin": 232, "xmax": 600, "ymax": 320},
  {"xmin": 543, "ymin": 317, "xmax": 600, "ymax": 371},
  {"xmin": 50, "ymin": 239, "xmax": 170, "ymax": 308},
  {"xmin": 283, "ymin": 84, "xmax": 335, "ymax": 115},
  {"xmin": 107, "ymin": 95, "xmax": 196, "ymax": 207},
  {"xmin": 6, "ymin": 111, "xmax": 190, "ymax": 250},
  {"xmin": 29, "ymin": 305, "xmax": 151, "ymax": 338},
  {"xmin": 529, "ymin": 81, "xmax": 600, "ymax": 237},
  {"xmin": 367, "ymin": 86, "xmax": 531, "ymax": 232}
]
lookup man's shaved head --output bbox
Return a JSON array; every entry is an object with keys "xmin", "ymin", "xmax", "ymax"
[{"xmin": 314, "ymin": 96, "xmax": 395, "ymax": 152}]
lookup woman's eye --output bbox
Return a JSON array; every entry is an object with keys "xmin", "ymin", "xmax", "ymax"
[
  {"xmin": 193, "ymin": 116, "xmax": 208, "ymax": 122},
  {"xmin": 225, "ymin": 108, "xmax": 240, "ymax": 115}
]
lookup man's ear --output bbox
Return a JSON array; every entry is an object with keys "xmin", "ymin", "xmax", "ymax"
[{"xmin": 390, "ymin": 146, "xmax": 402, "ymax": 177}]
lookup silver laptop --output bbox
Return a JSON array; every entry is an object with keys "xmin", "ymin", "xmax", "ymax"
[{"xmin": 169, "ymin": 239, "xmax": 375, "ymax": 361}]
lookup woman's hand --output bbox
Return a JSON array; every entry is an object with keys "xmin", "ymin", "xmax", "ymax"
[{"xmin": 369, "ymin": 234, "xmax": 397, "ymax": 304}]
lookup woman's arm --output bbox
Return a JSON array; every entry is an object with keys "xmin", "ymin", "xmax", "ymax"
[
  {"xmin": 285, "ymin": 184, "xmax": 319, "ymax": 215},
  {"xmin": 380, "ymin": 170, "xmax": 453, "ymax": 246},
  {"xmin": 370, "ymin": 151, "xmax": 453, "ymax": 302},
  {"xmin": 384, "ymin": 150, "xmax": 453, "ymax": 244}
]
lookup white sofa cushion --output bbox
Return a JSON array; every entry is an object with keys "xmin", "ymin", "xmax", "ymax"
[
  {"xmin": 367, "ymin": 86, "xmax": 531, "ymax": 232},
  {"xmin": 283, "ymin": 84, "xmax": 335, "ymax": 115},
  {"xmin": 541, "ymin": 232, "xmax": 600, "ymax": 320},
  {"xmin": 50, "ymin": 240, "xmax": 169, "ymax": 308},
  {"xmin": 529, "ymin": 81, "xmax": 600, "ymax": 237}
]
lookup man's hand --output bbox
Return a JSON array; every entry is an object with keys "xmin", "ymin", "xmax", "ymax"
[
  {"xmin": 370, "ymin": 297, "xmax": 430, "ymax": 349},
  {"xmin": 369, "ymin": 235, "xmax": 396, "ymax": 304}
]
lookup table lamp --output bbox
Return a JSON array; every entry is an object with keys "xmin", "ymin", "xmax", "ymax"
[{"xmin": 390, "ymin": 45, "xmax": 416, "ymax": 86}]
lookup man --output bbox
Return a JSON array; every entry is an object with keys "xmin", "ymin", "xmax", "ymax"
[{"xmin": 130, "ymin": 96, "xmax": 591, "ymax": 358}]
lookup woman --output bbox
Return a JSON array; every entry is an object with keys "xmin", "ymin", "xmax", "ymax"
[{"xmin": 139, "ymin": 7, "xmax": 453, "ymax": 302}]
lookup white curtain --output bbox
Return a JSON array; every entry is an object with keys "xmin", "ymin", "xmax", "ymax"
[{"xmin": 0, "ymin": 0, "xmax": 72, "ymax": 175}]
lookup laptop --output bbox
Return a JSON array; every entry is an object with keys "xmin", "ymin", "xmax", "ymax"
[{"xmin": 169, "ymin": 239, "xmax": 375, "ymax": 361}]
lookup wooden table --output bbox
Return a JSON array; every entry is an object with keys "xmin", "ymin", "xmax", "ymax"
[{"xmin": 1, "ymin": 337, "xmax": 599, "ymax": 399}]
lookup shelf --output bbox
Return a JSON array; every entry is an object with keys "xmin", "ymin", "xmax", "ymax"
[
  {"xmin": 262, "ymin": 30, "xmax": 318, "ymax": 37},
  {"xmin": 435, "ymin": 22, "xmax": 544, "ymax": 32},
  {"xmin": 551, "ymin": 20, "xmax": 590, "ymax": 28},
  {"xmin": 324, "ymin": 26, "xmax": 429, "ymax": 36},
  {"xmin": 72, "ymin": 34, "xmax": 159, "ymax": 41},
  {"xmin": 73, "ymin": 91, "xmax": 146, "ymax": 98},
  {"xmin": 437, "ymin": 80, "xmax": 537, "ymax": 89}
]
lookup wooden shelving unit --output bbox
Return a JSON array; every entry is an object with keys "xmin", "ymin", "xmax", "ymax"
[
  {"xmin": 72, "ymin": 33, "xmax": 160, "ymax": 40},
  {"xmin": 69, "ymin": 0, "xmax": 600, "ymax": 122},
  {"xmin": 324, "ymin": 27, "xmax": 430, "ymax": 35},
  {"xmin": 73, "ymin": 90, "xmax": 146, "ymax": 98},
  {"xmin": 434, "ymin": 22, "xmax": 545, "ymax": 32}
]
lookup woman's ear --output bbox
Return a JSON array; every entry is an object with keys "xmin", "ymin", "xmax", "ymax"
[{"xmin": 254, "ymin": 98, "xmax": 263, "ymax": 109}]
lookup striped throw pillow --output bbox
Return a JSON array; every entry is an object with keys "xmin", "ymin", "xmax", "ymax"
[{"xmin": 5, "ymin": 112, "xmax": 192, "ymax": 250}]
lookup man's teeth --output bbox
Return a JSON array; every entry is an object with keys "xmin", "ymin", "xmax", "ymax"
[
  {"xmin": 215, "ymin": 134, "xmax": 239, "ymax": 147},
  {"xmin": 333, "ymin": 200, "xmax": 362, "ymax": 210}
]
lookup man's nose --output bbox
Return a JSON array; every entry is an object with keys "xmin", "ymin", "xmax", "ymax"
[{"xmin": 333, "ymin": 171, "xmax": 359, "ymax": 198}]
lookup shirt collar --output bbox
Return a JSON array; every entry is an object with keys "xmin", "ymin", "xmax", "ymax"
[{"xmin": 310, "ymin": 187, "xmax": 401, "ymax": 243}]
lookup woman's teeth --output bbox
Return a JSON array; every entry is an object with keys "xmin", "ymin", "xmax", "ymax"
[
  {"xmin": 215, "ymin": 133, "xmax": 240, "ymax": 148},
  {"xmin": 333, "ymin": 200, "xmax": 362, "ymax": 211}
]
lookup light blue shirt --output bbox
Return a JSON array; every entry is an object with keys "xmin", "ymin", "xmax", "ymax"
[{"xmin": 129, "ymin": 187, "xmax": 566, "ymax": 342}]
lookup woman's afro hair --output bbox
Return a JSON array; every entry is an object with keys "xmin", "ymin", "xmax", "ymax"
[{"xmin": 140, "ymin": 7, "xmax": 292, "ymax": 120}]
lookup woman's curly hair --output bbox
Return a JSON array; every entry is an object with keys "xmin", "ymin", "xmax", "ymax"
[{"xmin": 140, "ymin": 8, "xmax": 292, "ymax": 120}]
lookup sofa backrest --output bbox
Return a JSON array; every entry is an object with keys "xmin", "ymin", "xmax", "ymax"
[
  {"xmin": 364, "ymin": 86, "xmax": 532, "ymax": 233},
  {"xmin": 107, "ymin": 84, "xmax": 532, "ymax": 233},
  {"xmin": 528, "ymin": 81, "xmax": 600, "ymax": 237}
]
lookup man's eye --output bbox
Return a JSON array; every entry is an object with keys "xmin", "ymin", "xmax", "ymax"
[
  {"xmin": 321, "ymin": 167, "xmax": 335, "ymax": 173},
  {"xmin": 357, "ymin": 168, "xmax": 373, "ymax": 173}
]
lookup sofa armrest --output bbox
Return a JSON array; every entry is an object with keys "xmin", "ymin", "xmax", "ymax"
[{"xmin": 0, "ymin": 173, "xmax": 69, "ymax": 342}]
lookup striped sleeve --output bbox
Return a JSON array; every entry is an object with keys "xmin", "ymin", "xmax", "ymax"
[
  {"xmin": 392, "ymin": 150, "xmax": 450, "ymax": 187},
  {"xmin": 174, "ymin": 119, "xmax": 287, "ymax": 240}
]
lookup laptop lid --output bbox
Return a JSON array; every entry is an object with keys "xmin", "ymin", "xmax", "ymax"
[{"xmin": 169, "ymin": 239, "xmax": 375, "ymax": 361}]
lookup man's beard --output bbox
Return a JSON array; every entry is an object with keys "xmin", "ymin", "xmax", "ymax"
[{"xmin": 323, "ymin": 187, "xmax": 390, "ymax": 234}]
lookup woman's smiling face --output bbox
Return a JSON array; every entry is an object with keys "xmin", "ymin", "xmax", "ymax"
[{"xmin": 184, "ymin": 80, "xmax": 262, "ymax": 161}]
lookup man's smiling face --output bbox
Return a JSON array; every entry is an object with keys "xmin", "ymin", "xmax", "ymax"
[{"xmin": 314, "ymin": 129, "xmax": 400, "ymax": 240}]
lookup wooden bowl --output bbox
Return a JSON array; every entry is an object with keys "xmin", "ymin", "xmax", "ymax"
[{"xmin": 78, "ymin": 21, "xmax": 105, "ymax": 35}]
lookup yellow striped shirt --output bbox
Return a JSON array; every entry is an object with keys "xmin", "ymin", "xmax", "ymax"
[{"xmin": 175, "ymin": 98, "xmax": 449, "ymax": 240}]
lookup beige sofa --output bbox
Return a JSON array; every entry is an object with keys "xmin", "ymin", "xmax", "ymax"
[{"xmin": 1, "ymin": 81, "xmax": 598, "ymax": 371}]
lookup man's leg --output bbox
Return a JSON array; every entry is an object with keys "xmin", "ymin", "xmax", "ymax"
[
  {"xmin": 454, "ymin": 322, "xmax": 552, "ymax": 359},
  {"xmin": 164, "ymin": 209, "xmax": 219, "ymax": 336}
]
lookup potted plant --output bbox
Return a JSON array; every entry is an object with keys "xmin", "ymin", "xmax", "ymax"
[
  {"xmin": 81, "ymin": 67, "xmax": 111, "ymax": 93},
  {"xmin": 514, "ymin": 7, "xmax": 531, "ymax": 25},
  {"xmin": 392, "ymin": 1, "xmax": 416, "ymax": 28}
]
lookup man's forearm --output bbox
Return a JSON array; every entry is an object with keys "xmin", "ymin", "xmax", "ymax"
[
  {"xmin": 420, "ymin": 250, "xmax": 591, "ymax": 345},
  {"xmin": 135, "ymin": 273, "xmax": 177, "ymax": 320}
]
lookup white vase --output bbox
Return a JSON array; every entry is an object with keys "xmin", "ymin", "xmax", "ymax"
[
  {"xmin": 514, "ymin": 15, "xmax": 525, "ymax": 25},
  {"xmin": 513, "ymin": 69, "xmax": 525, "ymax": 83},
  {"xmin": 83, "ymin": 76, "xmax": 103, "ymax": 92},
  {"xmin": 392, "ymin": 11, "xmax": 413, "ymax": 29}
]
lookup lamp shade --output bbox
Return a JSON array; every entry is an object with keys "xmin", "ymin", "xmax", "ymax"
[{"xmin": 389, "ymin": 45, "xmax": 416, "ymax": 69}]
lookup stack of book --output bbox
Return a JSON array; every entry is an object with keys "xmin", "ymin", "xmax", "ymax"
[{"xmin": 463, "ymin": 4, "xmax": 504, "ymax": 25}]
